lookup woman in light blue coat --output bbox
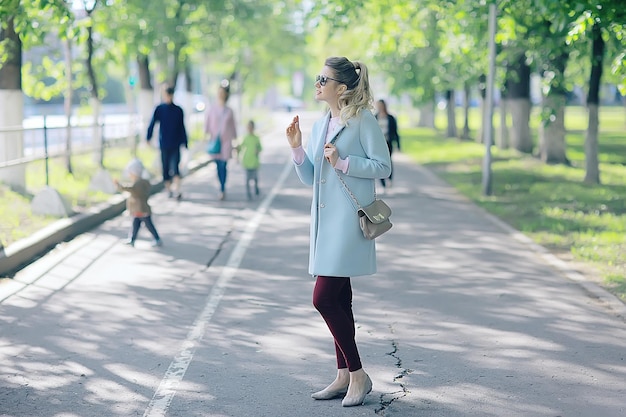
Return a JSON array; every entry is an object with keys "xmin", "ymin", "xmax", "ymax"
[{"xmin": 286, "ymin": 57, "xmax": 391, "ymax": 407}]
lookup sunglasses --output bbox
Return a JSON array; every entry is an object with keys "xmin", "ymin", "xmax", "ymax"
[{"xmin": 316, "ymin": 74, "xmax": 342, "ymax": 86}]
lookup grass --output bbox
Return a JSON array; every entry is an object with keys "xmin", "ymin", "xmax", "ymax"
[
  {"xmin": 402, "ymin": 105, "xmax": 626, "ymax": 301},
  {"xmin": 0, "ymin": 146, "xmax": 160, "ymax": 246}
]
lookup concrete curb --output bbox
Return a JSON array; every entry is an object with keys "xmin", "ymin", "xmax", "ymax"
[
  {"xmin": 0, "ymin": 155, "xmax": 213, "ymax": 277},
  {"xmin": 398, "ymin": 153, "xmax": 626, "ymax": 319}
]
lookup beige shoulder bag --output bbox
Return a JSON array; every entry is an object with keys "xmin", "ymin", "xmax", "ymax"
[{"xmin": 330, "ymin": 128, "xmax": 392, "ymax": 240}]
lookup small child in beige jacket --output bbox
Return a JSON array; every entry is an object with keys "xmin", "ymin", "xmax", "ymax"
[{"xmin": 114, "ymin": 159, "xmax": 162, "ymax": 247}]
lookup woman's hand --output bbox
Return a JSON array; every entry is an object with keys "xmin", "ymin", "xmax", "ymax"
[
  {"xmin": 323, "ymin": 143, "xmax": 339, "ymax": 167},
  {"xmin": 285, "ymin": 115, "xmax": 302, "ymax": 149}
]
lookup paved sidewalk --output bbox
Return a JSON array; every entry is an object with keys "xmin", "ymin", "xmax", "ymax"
[{"xmin": 1, "ymin": 112, "xmax": 625, "ymax": 417}]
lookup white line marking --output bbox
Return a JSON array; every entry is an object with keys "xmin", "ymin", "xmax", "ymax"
[{"xmin": 143, "ymin": 161, "xmax": 294, "ymax": 417}]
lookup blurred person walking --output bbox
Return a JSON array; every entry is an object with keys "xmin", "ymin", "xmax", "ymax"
[
  {"xmin": 146, "ymin": 86, "xmax": 188, "ymax": 200},
  {"xmin": 114, "ymin": 159, "xmax": 162, "ymax": 247},
  {"xmin": 375, "ymin": 99, "xmax": 400, "ymax": 188},
  {"xmin": 237, "ymin": 119, "xmax": 262, "ymax": 200},
  {"xmin": 205, "ymin": 81, "xmax": 237, "ymax": 201}
]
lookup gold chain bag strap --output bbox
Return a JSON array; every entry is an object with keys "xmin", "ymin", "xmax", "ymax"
[{"xmin": 330, "ymin": 127, "xmax": 392, "ymax": 240}]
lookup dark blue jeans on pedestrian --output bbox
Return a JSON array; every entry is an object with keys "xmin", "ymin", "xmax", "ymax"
[
  {"xmin": 130, "ymin": 216, "xmax": 160, "ymax": 242},
  {"xmin": 215, "ymin": 160, "xmax": 228, "ymax": 192},
  {"xmin": 161, "ymin": 148, "xmax": 181, "ymax": 182}
]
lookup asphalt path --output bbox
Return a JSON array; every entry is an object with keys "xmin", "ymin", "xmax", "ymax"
[{"xmin": 1, "ymin": 111, "xmax": 625, "ymax": 417}]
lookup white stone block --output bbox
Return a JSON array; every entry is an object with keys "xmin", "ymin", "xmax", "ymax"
[
  {"xmin": 89, "ymin": 169, "xmax": 117, "ymax": 194},
  {"xmin": 31, "ymin": 186, "xmax": 73, "ymax": 217}
]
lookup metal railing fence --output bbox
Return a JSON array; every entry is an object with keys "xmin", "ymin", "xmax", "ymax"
[{"xmin": 0, "ymin": 114, "xmax": 145, "ymax": 187}]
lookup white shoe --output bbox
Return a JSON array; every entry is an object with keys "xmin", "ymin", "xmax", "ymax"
[
  {"xmin": 311, "ymin": 387, "xmax": 348, "ymax": 400},
  {"xmin": 341, "ymin": 371, "xmax": 372, "ymax": 407}
]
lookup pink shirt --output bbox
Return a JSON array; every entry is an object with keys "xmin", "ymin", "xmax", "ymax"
[
  {"xmin": 292, "ymin": 116, "xmax": 349, "ymax": 173},
  {"xmin": 204, "ymin": 104, "xmax": 237, "ymax": 160}
]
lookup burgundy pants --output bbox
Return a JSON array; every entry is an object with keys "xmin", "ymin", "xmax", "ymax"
[{"xmin": 313, "ymin": 276, "xmax": 362, "ymax": 372}]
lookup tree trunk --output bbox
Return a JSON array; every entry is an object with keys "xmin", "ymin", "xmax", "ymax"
[
  {"xmin": 417, "ymin": 100, "xmax": 435, "ymax": 128},
  {"xmin": 63, "ymin": 37, "xmax": 73, "ymax": 175},
  {"xmin": 170, "ymin": 40, "xmax": 185, "ymax": 89},
  {"xmin": 461, "ymin": 82, "xmax": 471, "ymax": 140},
  {"xmin": 122, "ymin": 74, "xmax": 137, "ymax": 155},
  {"xmin": 0, "ymin": 16, "xmax": 25, "ymax": 190},
  {"xmin": 170, "ymin": 2, "xmax": 185, "ymax": 89},
  {"xmin": 497, "ymin": 97, "xmax": 509, "ymax": 149},
  {"xmin": 176, "ymin": 62, "xmax": 194, "ymax": 124},
  {"xmin": 477, "ymin": 74, "xmax": 486, "ymax": 143},
  {"xmin": 539, "ymin": 50, "xmax": 569, "ymax": 164},
  {"xmin": 0, "ymin": 18, "xmax": 21, "ymax": 90},
  {"xmin": 90, "ymin": 97, "xmax": 102, "ymax": 165},
  {"xmin": 185, "ymin": 63, "xmax": 193, "ymax": 94},
  {"xmin": 506, "ymin": 53, "xmax": 532, "ymax": 153},
  {"xmin": 185, "ymin": 63, "xmax": 195, "ymax": 122},
  {"xmin": 445, "ymin": 89, "xmax": 457, "ymax": 138},
  {"xmin": 137, "ymin": 54, "xmax": 154, "ymax": 130},
  {"xmin": 539, "ymin": 94, "xmax": 568, "ymax": 164},
  {"xmin": 509, "ymin": 99, "xmax": 532, "ymax": 153},
  {"xmin": 585, "ymin": 104, "xmax": 600, "ymax": 182},
  {"xmin": 137, "ymin": 54, "xmax": 153, "ymax": 90},
  {"xmin": 86, "ymin": 25, "xmax": 99, "ymax": 103},
  {"xmin": 85, "ymin": 23, "xmax": 102, "ymax": 165},
  {"xmin": 584, "ymin": 23, "xmax": 603, "ymax": 184}
]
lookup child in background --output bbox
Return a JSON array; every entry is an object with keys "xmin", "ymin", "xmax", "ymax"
[
  {"xmin": 238, "ymin": 120, "xmax": 262, "ymax": 200},
  {"xmin": 114, "ymin": 159, "xmax": 162, "ymax": 247}
]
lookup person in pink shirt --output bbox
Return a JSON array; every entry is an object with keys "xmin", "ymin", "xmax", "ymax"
[{"xmin": 204, "ymin": 81, "xmax": 237, "ymax": 200}]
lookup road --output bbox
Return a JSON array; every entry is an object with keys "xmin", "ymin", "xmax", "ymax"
[{"xmin": 1, "ymin": 111, "xmax": 625, "ymax": 417}]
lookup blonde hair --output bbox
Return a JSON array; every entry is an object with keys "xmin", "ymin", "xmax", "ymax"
[{"xmin": 324, "ymin": 57, "xmax": 374, "ymax": 124}]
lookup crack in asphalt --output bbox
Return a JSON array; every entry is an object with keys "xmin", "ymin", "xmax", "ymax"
[
  {"xmin": 375, "ymin": 327, "xmax": 413, "ymax": 416},
  {"xmin": 205, "ymin": 229, "xmax": 233, "ymax": 268}
]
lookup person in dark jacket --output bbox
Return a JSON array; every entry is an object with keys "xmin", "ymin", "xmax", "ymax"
[
  {"xmin": 147, "ymin": 86, "xmax": 188, "ymax": 200},
  {"xmin": 375, "ymin": 99, "xmax": 400, "ymax": 188}
]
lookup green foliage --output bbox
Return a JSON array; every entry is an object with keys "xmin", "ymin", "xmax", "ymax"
[
  {"xmin": 0, "ymin": 184, "xmax": 54, "ymax": 244},
  {"xmin": 210, "ymin": 0, "xmax": 306, "ymax": 98},
  {"xmin": 0, "ymin": 0, "xmax": 74, "ymax": 71},
  {"xmin": 2, "ymin": 0, "xmax": 305, "ymax": 104},
  {"xmin": 565, "ymin": 2, "xmax": 626, "ymax": 95},
  {"xmin": 4, "ymin": 0, "xmax": 623, "ymax": 112},
  {"xmin": 0, "ymin": 1, "xmax": 73, "ymax": 46},
  {"xmin": 307, "ymin": 0, "xmax": 488, "ymax": 104},
  {"xmin": 22, "ymin": 58, "xmax": 67, "ymax": 100}
]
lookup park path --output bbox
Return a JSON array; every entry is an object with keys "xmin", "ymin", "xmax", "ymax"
[{"xmin": 0, "ymin": 111, "xmax": 625, "ymax": 417}]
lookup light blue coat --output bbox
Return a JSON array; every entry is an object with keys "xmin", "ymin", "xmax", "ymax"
[{"xmin": 294, "ymin": 109, "xmax": 392, "ymax": 277}]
